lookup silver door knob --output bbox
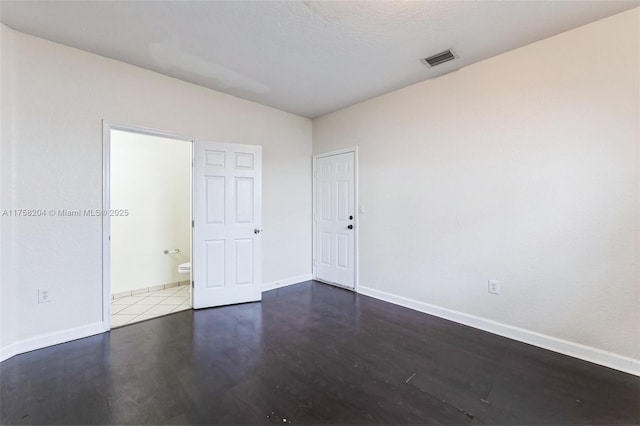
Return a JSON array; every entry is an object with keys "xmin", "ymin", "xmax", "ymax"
[{"xmin": 254, "ymin": 229, "xmax": 262, "ymax": 234}]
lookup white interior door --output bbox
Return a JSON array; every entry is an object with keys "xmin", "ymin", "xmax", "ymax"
[
  {"xmin": 314, "ymin": 151, "xmax": 356, "ymax": 289},
  {"xmin": 193, "ymin": 141, "xmax": 262, "ymax": 308}
]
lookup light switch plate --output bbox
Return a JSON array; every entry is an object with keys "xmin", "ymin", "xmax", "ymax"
[{"xmin": 488, "ymin": 280, "xmax": 500, "ymax": 295}]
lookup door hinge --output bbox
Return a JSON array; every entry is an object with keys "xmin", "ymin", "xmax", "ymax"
[
  {"xmin": 192, "ymin": 220, "xmax": 194, "ymax": 228},
  {"xmin": 313, "ymin": 258, "xmax": 316, "ymax": 266},
  {"xmin": 192, "ymin": 281, "xmax": 194, "ymax": 288}
]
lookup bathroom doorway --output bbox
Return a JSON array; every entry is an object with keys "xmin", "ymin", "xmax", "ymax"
[{"xmin": 104, "ymin": 124, "xmax": 193, "ymax": 328}]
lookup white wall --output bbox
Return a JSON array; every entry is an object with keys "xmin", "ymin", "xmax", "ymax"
[
  {"xmin": 0, "ymin": 24, "xmax": 312, "ymax": 354},
  {"xmin": 110, "ymin": 131, "xmax": 192, "ymax": 295},
  {"xmin": 0, "ymin": 18, "xmax": 17, "ymax": 354},
  {"xmin": 313, "ymin": 9, "xmax": 639, "ymax": 363}
]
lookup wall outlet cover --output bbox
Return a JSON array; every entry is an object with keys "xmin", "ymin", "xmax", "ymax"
[
  {"xmin": 38, "ymin": 288, "xmax": 51, "ymax": 303},
  {"xmin": 488, "ymin": 280, "xmax": 500, "ymax": 295}
]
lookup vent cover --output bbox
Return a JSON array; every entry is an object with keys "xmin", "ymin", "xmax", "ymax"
[{"xmin": 423, "ymin": 49, "xmax": 456, "ymax": 67}]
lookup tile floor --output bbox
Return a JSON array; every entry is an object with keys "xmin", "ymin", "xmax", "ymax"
[{"xmin": 111, "ymin": 285, "xmax": 191, "ymax": 327}]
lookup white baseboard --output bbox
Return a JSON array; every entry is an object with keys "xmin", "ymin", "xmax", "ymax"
[
  {"xmin": 263, "ymin": 273, "xmax": 313, "ymax": 292},
  {"xmin": 113, "ymin": 280, "xmax": 190, "ymax": 299},
  {"xmin": 0, "ymin": 322, "xmax": 105, "ymax": 362},
  {"xmin": 358, "ymin": 285, "xmax": 639, "ymax": 376}
]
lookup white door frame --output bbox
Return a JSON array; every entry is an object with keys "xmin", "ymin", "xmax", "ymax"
[
  {"xmin": 312, "ymin": 147, "xmax": 359, "ymax": 291},
  {"xmin": 101, "ymin": 121, "xmax": 194, "ymax": 331}
]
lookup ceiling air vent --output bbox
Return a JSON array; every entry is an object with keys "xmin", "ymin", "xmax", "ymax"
[{"xmin": 423, "ymin": 49, "xmax": 456, "ymax": 67}]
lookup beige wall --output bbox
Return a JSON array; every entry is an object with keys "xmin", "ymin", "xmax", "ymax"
[
  {"xmin": 0, "ymin": 24, "xmax": 312, "ymax": 351},
  {"xmin": 313, "ymin": 9, "xmax": 639, "ymax": 361}
]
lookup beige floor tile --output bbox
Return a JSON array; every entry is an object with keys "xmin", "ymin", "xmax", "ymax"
[
  {"xmin": 159, "ymin": 296, "xmax": 189, "ymax": 305},
  {"xmin": 111, "ymin": 304, "xmax": 131, "ymax": 314},
  {"xmin": 144, "ymin": 304, "xmax": 176, "ymax": 316},
  {"xmin": 112, "ymin": 296, "xmax": 145, "ymax": 305},
  {"xmin": 118, "ymin": 304, "xmax": 152, "ymax": 315},
  {"xmin": 137, "ymin": 296, "xmax": 167, "ymax": 305},
  {"xmin": 131, "ymin": 313, "xmax": 162, "ymax": 323},
  {"xmin": 111, "ymin": 314, "xmax": 137, "ymax": 327},
  {"xmin": 111, "ymin": 286, "xmax": 191, "ymax": 326},
  {"xmin": 172, "ymin": 303, "xmax": 191, "ymax": 312}
]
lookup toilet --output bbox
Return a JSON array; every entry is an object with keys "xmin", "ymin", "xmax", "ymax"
[{"xmin": 178, "ymin": 262, "xmax": 191, "ymax": 274}]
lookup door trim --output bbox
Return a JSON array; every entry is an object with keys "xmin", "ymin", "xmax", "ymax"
[
  {"xmin": 312, "ymin": 147, "xmax": 359, "ymax": 291},
  {"xmin": 102, "ymin": 121, "xmax": 194, "ymax": 331}
]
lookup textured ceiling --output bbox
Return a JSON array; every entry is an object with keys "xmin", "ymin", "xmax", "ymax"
[{"xmin": 1, "ymin": 1, "xmax": 638, "ymax": 118}]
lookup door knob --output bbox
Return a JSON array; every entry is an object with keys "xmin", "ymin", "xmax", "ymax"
[
  {"xmin": 347, "ymin": 224, "xmax": 353, "ymax": 229},
  {"xmin": 254, "ymin": 229, "xmax": 262, "ymax": 234}
]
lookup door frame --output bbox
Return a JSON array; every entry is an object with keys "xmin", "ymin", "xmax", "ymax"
[
  {"xmin": 101, "ymin": 121, "xmax": 194, "ymax": 331},
  {"xmin": 312, "ymin": 147, "xmax": 359, "ymax": 291}
]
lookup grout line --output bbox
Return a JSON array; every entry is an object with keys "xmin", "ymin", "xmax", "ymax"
[{"xmin": 135, "ymin": 294, "xmax": 172, "ymax": 305}]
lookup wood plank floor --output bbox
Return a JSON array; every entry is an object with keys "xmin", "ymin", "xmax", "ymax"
[{"xmin": 1, "ymin": 281, "xmax": 638, "ymax": 425}]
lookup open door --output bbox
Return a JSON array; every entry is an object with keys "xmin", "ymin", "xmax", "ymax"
[{"xmin": 192, "ymin": 141, "xmax": 262, "ymax": 308}]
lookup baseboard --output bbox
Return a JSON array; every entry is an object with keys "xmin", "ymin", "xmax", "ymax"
[
  {"xmin": 113, "ymin": 280, "xmax": 190, "ymax": 299},
  {"xmin": 262, "ymin": 274, "xmax": 313, "ymax": 292},
  {"xmin": 358, "ymin": 285, "xmax": 640, "ymax": 376},
  {"xmin": 0, "ymin": 322, "xmax": 105, "ymax": 362}
]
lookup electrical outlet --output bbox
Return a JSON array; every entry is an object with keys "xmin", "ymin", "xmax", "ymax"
[
  {"xmin": 488, "ymin": 280, "xmax": 500, "ymax": 295},
  {"xmin": 38, "ymin": 288, "xmax": 51, "ymax": 303}
]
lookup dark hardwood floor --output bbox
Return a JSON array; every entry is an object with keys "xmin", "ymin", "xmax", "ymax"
[{"xmin": 1, "ymin": 281, "xmax": 638, "ymax": 425}]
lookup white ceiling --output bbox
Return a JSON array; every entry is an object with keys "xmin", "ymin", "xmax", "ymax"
[{"xmin": 1, "ymin": 1, "xmax": 637, "ymax": 118}]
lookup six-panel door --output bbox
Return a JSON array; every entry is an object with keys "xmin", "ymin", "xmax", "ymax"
[
  {"xmin": 315, "ymin": 152, "xmax": 355, "ymax": 288},
  {"xmin": 193, "ymin": 142, "xmax": 262, "ymax": 308}
]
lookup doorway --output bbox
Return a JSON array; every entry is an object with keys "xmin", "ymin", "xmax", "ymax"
[
  {"xmin": 102, "ymin": 122, "xmax": 265, "ymax": 329},
  {"xmin": 313, "ymin": 148, "xmax": 358, "ymax": 290},
  {"xmin": 106, "ymin": 127, "xmax": 193, "ymax": 327}
]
